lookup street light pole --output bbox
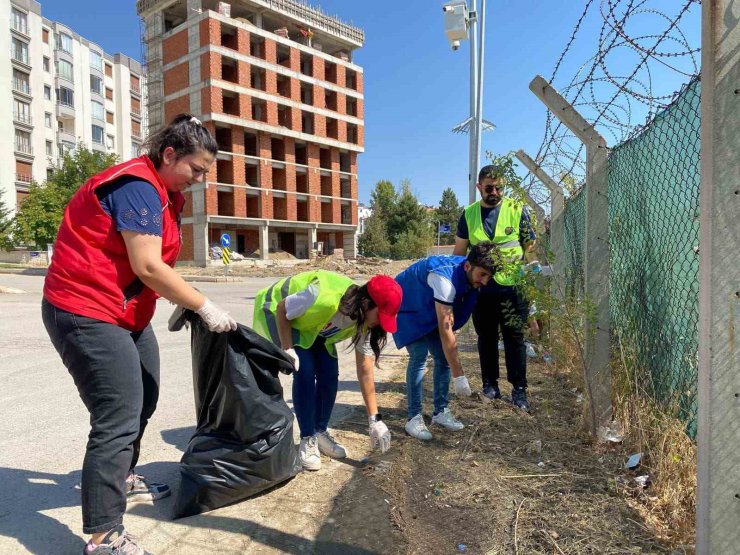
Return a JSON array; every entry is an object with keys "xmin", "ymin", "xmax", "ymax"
[
  {"xmin": 467, "ymin": 0, "xmax": 479, "ymax": 205},
  {"xmin": 474, "ymin": 0, "xmax": 487, "ymax": 199}
]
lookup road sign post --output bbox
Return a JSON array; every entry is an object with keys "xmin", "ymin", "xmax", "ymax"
[{"xmin": 220, "ymin": 233, "xmax": 231, "ymax": 276}]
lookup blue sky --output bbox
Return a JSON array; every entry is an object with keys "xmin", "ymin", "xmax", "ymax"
[{"xmin": 40, "ymin": 1, "xmax": 700, "ymax": 206}]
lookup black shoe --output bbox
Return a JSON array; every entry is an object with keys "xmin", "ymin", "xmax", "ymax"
[
  {"xmin": 512, "ymin": 388, "xmax": 530, "ymax": 411},
  {"xmin": 482, "ymin": 384, "xmax": 501, "ymax": 400}
]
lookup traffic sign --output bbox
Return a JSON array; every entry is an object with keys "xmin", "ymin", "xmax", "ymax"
[
  {"xmin": 220, "ymin": 233, "xmax": 231, "ymax": 248},
  {"xmin": 221, "ymin": 246, "xmax": 231, "ymax": 265},
  {"xmin": 438, "ymin": 223, "xmax": 451, "ymax": 233}
]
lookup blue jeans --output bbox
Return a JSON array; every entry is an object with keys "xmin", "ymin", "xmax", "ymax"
[
  {"xmin": 405, "ymin": 330, "xmax": 451, "ymax": 420},
  {"xmin": 292, "ymin": 337, "xmax": 339, "ymax": 438}
]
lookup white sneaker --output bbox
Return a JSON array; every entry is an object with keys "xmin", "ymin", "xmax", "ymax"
[
  {"xmin": 299, "ymin": 435, "xmax": 321, "ymax": 471},
  {"xmin": 404, "ymin": 414, "xmax": 433, "ymax": 441},
  {"xmin": 431, "ymin": 408, "xmax": 465, "ymax": 431},
  {"xmin": 316, "ymin": 430, "xmax": 347, "ymax": 459}
]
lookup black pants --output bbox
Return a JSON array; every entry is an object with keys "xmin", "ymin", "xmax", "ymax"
[
  {"xmin": 42, "ymin": 299, "xmax": 160, "ymax": 534},
  {"xmin": 472, "ymin": 286, "xmax": 529, "ymax": 390}
]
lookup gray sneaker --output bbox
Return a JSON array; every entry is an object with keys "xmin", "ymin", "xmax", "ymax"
[{"xmin": 84, "ymin": 525, "xmax": 151, "ymax": 555}]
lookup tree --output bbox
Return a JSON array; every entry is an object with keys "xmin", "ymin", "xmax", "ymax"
[
  {"xmin": 391, "ymin": 219, "xmax": 434, "ymax": 260},
  {"xmin": 369, "ymin": 179, "xmax": 397, "ymax": 219},
  {"xmin": 13, "ymin": 146, "xmax": 118, "ymax": 249},
  {"xmin": 387, "ymin": 179, "xmax": 428, "ymax": 243},
  {"xmin": 435, "ymin": 187, "xmax": 462, "ymax": 245},
  {"xmin": 0, "ymin": 194, "xmax": 13, "ymax": 251},
  {"xmin": 357, "ymin": 206, "xmax": 390, "ymax": 257}
]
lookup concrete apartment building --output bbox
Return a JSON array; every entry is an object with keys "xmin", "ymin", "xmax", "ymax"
[
  {"xmin": 137, "ymin": 0, "xmax": 364, "ymax": 265},
  {"xmin": 1, "ymin": 0, "xmax": 146, "ymax": 212}
]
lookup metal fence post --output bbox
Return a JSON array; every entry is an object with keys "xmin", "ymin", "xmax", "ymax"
[
  {"xmin": 696, "ymin": 1, "xmax": 740, "ymax": 551},
  {"xmin": 528, "ymin": 76, "xmax": 612, "ymax": 436},
  {"xmin": 515, "ymin": 149, "xmax": 565, "ymax": 302}
]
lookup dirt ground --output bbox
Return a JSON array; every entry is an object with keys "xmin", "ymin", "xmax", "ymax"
[
  {"xmin": 176, "ymin": 255, "xmax": 414, "ymax": 280},
  {"xmin": 351, "ymin": 326, "xmax": 686, "ymax": 555}
]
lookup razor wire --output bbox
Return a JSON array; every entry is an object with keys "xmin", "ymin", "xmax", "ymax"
[{"xmin": 522, "ymin": 0, "xmax": 701, "ymax": 206}]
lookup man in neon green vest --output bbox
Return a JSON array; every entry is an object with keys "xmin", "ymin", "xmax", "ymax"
[
  {"xmin": 253, "ymin": 270, "xmax": 402, "ymax": 471},
  {"xmin": 453, "ymin": 164, "xmax": 537, "ymax": 410}
]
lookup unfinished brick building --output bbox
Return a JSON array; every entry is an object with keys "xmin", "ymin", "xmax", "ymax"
[{"xmin": 137, "ymin": 0, "xmax": 364, "ymax": 265}]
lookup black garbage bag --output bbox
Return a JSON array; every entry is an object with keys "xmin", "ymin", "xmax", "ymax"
[{"xmin": 168, "ymin": 307, "xmax": 302, "ymax": 519}]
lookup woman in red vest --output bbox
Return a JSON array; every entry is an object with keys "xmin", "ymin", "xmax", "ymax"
[{"xmin": 42, "ymin": 114, "xmax": 237, "ymax": 555}]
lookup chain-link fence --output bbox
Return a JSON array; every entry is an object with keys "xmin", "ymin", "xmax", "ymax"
[
  {"xmin": 558, "ymin": 78, "xmax": 701, "ymax": 436},
  {"xmin": 562, "ymin": 188, "xmax": 586, "ymax": 301},
  {"xmin": 608, "ymin": 78, "xmax": 701, "ymax": 436}
]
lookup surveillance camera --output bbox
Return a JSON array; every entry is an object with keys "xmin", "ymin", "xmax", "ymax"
[{"xmin": 451, "ymin": 40, "xmax": 460, "ymax": 51}]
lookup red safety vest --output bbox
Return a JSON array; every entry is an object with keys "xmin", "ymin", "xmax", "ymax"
[{"xmin": 44, "ymin": 155, "xmax": 184, "ymax": 331}]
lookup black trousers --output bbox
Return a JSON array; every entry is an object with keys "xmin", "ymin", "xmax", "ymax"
[
  {"xmin": 42, "ymin": 299, "xmax": 160, "ymax": 534},
  {"xmin": 472, "ymin": 285, "xmax": 529, "ymax": 390}
]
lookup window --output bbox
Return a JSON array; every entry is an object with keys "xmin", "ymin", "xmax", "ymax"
[
  {"xmin": 130, "ymin": 74, "xmax": 140, "ymax": 93},
  {"xmin": 92, "ymin": 125, "xmax": 104, "ymax": 144},
  {"xmin": 106, "ymin": 111, "xmax": 114, "ymax": 124},
  {"xmin": 11, "ymin": 38, "xmax": 29, "ymax": 64},
  {"xmin": 13, "ymin": 99, "xmax": 31, "ymax": 124},
  {"xmin": 58, "ymin": 86, "xmax": 74, "ymax": 106},
  {"xmin": 90, "ymin": 75, "xmax": 103, "ymax": 95},
  {"xmin": 11, "ymin": 8, "xmax": 28, "ymax": 35},
  {"xmin": 46, "ymin": 140, "xmax": 53, "ymax": 156},
  {"xmin": 91, "ymin": 100, "xmax": 104, "ymax": 121},
  {"xmin": 14, "ymin": 130, "xmax": 31, "ymax": 154},
  {"xmin": 105, "ymin": 87, "xmax": 113, "ymax": 100},
  {"xmin": 131, "ymin": 119, "xmax": 141, "ymax": 138},
  {"xmin": 57, "ymin": 59, "xmax": 74, "ymax": 82},
  {"xmin": 42, "ymin": 28, "xmax": 49, "ymax": 44},
  {"xmin": 89, "ymin": 50, "xmax": 103, "ymax": 71},
  {"xmin": 43, "ymin": 56, "xmax": 50, "ymax": 72},
  {"xmin": 44, "ymin": 85, "xmax": 51, "ymax": 100},
  {"xmin": 131, "ymin": 142, "xmax": 140, "ymax": 158},
  {"xmin": 45, "ymin": 112, "xmax": 52, "ymax": 128},
  {"xmin": 107, "ymin": 134, "xmax": 115, "ymax": 150},
  {"xmin": 12, "ymin": 69, "xmax": 30, "ymax": 94},
  {"xmin": 104, "ymin": 63, "xmax": 112, "ymax": 77},
  {"xmin": 58, "ymin": 33, "xmax": 73, "ymax": 53},
  {"xmin": 60, "ymin": 141, "xmax": 75, "ymax": 156}
]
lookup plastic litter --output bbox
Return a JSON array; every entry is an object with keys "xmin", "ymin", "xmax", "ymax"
[
  {"xmin": 457, "ymin": 544, "xmax": 467, "ymax": 552},
  {"xmin": 525, "ymin": 342, "xmax": 537, "ymax": 358},
  {"xmin": 634, "ymin": 475, "xmax": 651, "ymax": 488},
  {"xmin": 625, "ymin": 453, "xmax": 643, "ymax": 470},
  {"xmin": 168, "ymin": 306, "xmax": 301, "ymax": 518}
]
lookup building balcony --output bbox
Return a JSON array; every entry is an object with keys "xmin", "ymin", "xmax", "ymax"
[
  {"xmin": 15, "ymin": 173, "xmax": 32, "ymax": 187},
  {"xmin": 57, "ymin": 101, "xmax": 75, "ymax": 118},
  {"xmin": 14, "ymin": 143, "xmax": 34, "ymax": 160},
  {"xmin": 130, "ymin": 86, "xmax": 141, "ymax": 97},
  {"xmin": 11, "ymin": 21, "xmax": 30, "ymax": 39},
  {"xmin": 13, "ymin": 112, "xmax": 33, "ymax": 129},
  {"xmin": 131, "ymin": 107, "xmax": 142, "ymax": 119},
  {"xmin": 57, "ymin": 129, "xmax": 76, "ymax": 144},
  {"xmin": 12, "ymin": 81, "xmax": 32, "ymax": 99},
  {"xmin": 11, "ymin": 54, "xmax": 31, "ymax": 71}
]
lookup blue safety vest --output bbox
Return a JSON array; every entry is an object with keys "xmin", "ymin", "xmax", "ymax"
[{"xmin": 393, "ymin": 256, "xmax": 479, "ymax": 349}]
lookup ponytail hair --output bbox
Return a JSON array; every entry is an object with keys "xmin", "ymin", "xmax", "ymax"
[
  {"xmin": 141, "ymin": 113, "xmax": 218, "ymax": 168},
  {"xmin": 339, "ymin": 284, "xmax": 388, "ymax": 366}
]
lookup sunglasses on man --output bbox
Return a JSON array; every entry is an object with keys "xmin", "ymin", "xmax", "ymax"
[{"xmin": 484, "ymin": 184, "xmax": 505, "ymax": 193}]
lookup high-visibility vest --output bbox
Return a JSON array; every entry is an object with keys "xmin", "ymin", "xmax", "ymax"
[
  {"xmin": 252, "ymin": 270, "xmax": 357, "ymax": 357},
  {"xmin": 463, "ymin": 197, "xmax": 524, "ymax": 286}
]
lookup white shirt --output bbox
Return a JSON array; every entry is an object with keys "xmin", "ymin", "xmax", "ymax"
[
  {"xmin": 284, "ymin": 282, "xmax": 374, "ymax": 355},
  {"xmin": 427, "ymin": 273, "xmax": 456, "ymax": 305}
]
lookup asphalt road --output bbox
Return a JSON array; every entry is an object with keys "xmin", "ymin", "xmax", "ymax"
[{"xmin": 0, "ymin": 273, "xmax": 401, "ymax": 554}]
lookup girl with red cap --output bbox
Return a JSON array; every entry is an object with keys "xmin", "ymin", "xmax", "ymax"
[{"xmin": 253, "ymin": 270, "xmax": 402, "ymax": 470}]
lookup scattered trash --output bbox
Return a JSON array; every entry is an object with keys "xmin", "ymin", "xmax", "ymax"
[
  {"xmin": 433, "ymin": 488, "xmax": 442, "ymax": 496},
  {"xmin": 527, "ymin": 439, "xmax": 542, "ymax": 455},
  {"xmin": 537, "ymin": 461, "xmax": 545, "ymax": 467},
  {"xmin": 384, "ymin": 498, "xmax": 390, "ymax": 504},
  {"xmin": 575, "ymin": 393, "xmax": 584, "ymax": 403},
  {"xmin": 625, "ymin": 453, "xmax": 643, "ymax": 470},
  {"xmin": 543, "ymin": 353, "xmax": 554, "ymax": 364},
  {"xmin": 457, "ymin": 544, "xmax": 467, "ymax": 553},
  {"xmin": 634, "ymin": 475, "xmax": 651, "ymax": 488},
  {"xmin": 471, "ymin": 460, "xmax": 480, "ymax": 467},
  {"xmin": 598, "ymin": 424, "xmax": 624, "ymax": 444},
  {"xmin": 525, "ymin": 342, "xmax": 537, "ymax": 358}
]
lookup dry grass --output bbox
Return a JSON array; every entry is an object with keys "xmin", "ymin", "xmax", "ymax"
[{"xmin": 368, "ymin": 326, "xmax": 674, "ymax": 554}]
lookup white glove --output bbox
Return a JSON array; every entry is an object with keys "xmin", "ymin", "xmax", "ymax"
[
  {"xmin": 195, "ymin": 298, "xmax": 237, "ymax": 333},
  {"xmin": 369, "ymin": 416, "xmax": 391, "ymax": 453},
  {"xmin": 285, "ymin": 348, "xmax": 300, "ymax": 371},
  {"xmin": 454, "ymin": 375, "xmax": 472, "ymax": 397}
]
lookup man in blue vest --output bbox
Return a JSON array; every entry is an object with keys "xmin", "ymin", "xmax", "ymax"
[
  {"xmin": 394, "ymin": 243, "xmax": 499, "ymax": 440},
  {"xmin": 453, "ymin": 164, "xmax": 537, "ymax": 411}
]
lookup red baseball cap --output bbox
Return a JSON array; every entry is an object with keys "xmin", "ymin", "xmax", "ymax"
[{"xmin": 366, "ymin": 275, "xmax": 403, "ymax": 333}]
